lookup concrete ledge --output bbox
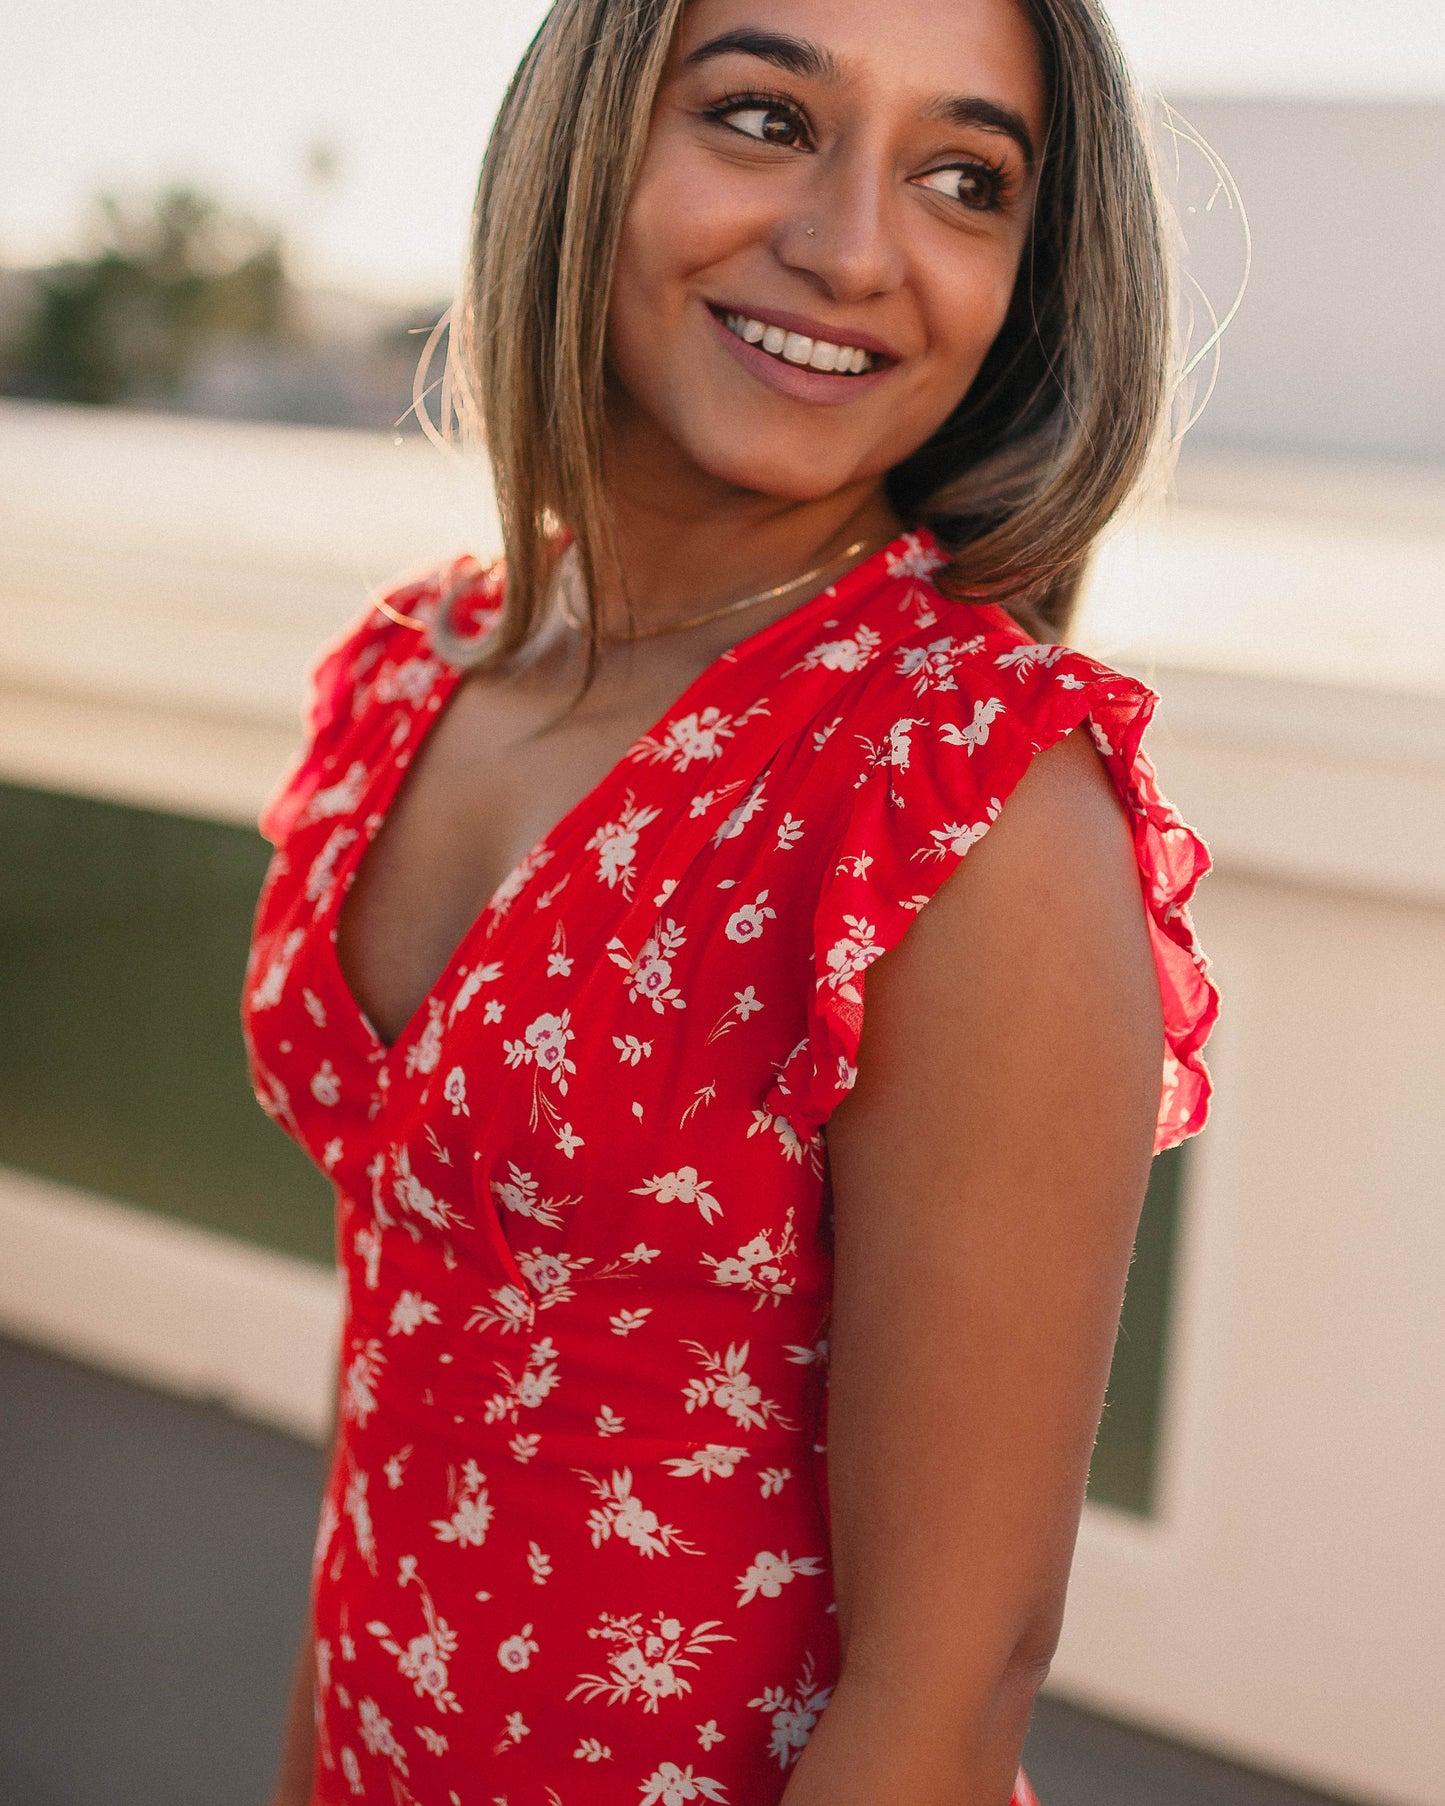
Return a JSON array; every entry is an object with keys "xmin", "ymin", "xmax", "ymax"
[
  {"xmin": 1145, "ymin": 669, "xmax": 1445, "ymax": 906},
  {"xmin": 3, "ymin": 403, "xmax": 1442, "ymax": 908},
  {"xmin": 0, "ymin": 1166, "xmax": 338, "ymax": 1444},
  {"xmin": 0, "ymin": 684, "xmax": 301, "ymax": 828}
]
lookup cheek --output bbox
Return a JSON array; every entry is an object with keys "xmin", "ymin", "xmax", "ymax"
[
  {"xmin": 931, "ymin": 249, "xmax": 1024, "ymax": 380},
  {"xmin": 899, "ymin": 249, "xmax": 1025, "ymax": 433},
  {"xmin": 613, "ymin": 149, "xmax": 746, "ymax": 336}
]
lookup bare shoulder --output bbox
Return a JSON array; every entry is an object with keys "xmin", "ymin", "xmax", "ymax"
[
  {"xmin": 958, "ymin": 721, "xmax": 1139, "ymax": 905},
  {"xmin": 832, "ymin": 722, "xmax": 1162, "ymax": 1146}
]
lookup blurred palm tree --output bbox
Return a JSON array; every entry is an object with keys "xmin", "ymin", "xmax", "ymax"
[{"xmin": 0, "ymin": 187, "xmax": 289, "ymax": 406}]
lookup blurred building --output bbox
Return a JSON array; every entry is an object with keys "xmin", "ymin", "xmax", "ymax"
[{"xmin": 1168, "ymin": 99, "xmax": 1445, "ymax": 465}]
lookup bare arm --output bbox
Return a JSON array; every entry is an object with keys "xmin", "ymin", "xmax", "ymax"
[
  {"xmin": 781, "ymin": 728, "xmax": 1164, "ymax": 1805},
  {"xmin": 269, "ymin": 1375, "xmax": 339, "ymax": 1806},
  {"xmin": 269, "ymin": 1619, "xmax": 317, "ymax": 1806}
]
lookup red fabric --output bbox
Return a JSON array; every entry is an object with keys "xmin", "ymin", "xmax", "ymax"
[{"xmin": 243, "ymin": 530, "xmax": 1217, "ymax": 1804}]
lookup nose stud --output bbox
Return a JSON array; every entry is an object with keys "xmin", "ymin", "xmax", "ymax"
[{"xmin": 806, "ymin": 225, "xmax": 818, "ymax": 238}]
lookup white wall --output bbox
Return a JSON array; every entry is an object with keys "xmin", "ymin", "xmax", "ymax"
[{"xmin": 1164, "ymin": 100, "xmax": 1445, "ymax": 462}]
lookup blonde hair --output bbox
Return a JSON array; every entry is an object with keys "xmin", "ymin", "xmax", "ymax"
[{"xmin": 445, "ymin": 0, "xmax": 1176, "ymax": 660}]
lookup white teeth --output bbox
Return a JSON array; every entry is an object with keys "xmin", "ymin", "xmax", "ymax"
[{"xmin": 722, "ymin": 310, "xmax": 874, "ymax": 374}]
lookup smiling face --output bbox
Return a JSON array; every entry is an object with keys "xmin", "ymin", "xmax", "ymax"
[{"xmin": 605, "ymin": 0, "xmax": 1050, "ymax": 509}]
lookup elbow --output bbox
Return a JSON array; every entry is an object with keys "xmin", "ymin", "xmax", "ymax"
[
  {"xmin": 982, "ymin": 1640, "xmax": 1054, "ymax": 1748},
  {"xmin": 1003, "ymin": 1645, "xmax": 1055, "ymax": 1699},
  {"xmin": 1004, "ymin": 1612, "xmax": 1063, "ymax": 1696}
]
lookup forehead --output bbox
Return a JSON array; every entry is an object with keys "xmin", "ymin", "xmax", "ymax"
[{"xmin": 671, "ymin": 0, "xmax": 1048, "ymax": 132}]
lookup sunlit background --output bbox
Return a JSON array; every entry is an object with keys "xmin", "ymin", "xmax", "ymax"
[
  {"xmin": 1, "ymin": 5, "xmax": 1442, "ymax": 1805},
  {"xmin": 6, "ymin": 1, "xmax": 1445, "ymax": 300}
]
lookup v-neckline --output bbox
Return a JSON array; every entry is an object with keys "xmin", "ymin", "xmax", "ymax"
[{"xmin": 323, "ymin": 532, "xmax": 921, "ymax": 1063}]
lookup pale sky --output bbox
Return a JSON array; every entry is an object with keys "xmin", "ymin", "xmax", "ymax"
[{"xmin": 3, "ymin": 1, "xmax": 1438, "ymax": 302}]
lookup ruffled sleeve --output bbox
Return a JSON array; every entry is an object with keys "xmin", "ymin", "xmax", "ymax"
[
  {"xmin": 763, "ymin": 626, "xmax": 1219, "ymax": 1156},
  {"xmin": 257, "ymin": 555, "xmax": 495, "ymax": 846}
]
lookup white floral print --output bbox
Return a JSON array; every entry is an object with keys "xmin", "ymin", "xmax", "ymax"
[
  {"xmin": 822, "ymin": 914, "xmax": 884, "ymax": 994},
  {"xmin": 723, "ymin": 891, "xmax": 776, "ymax": 944},
  {"xmin": 790, "ymin": 624, "xmax": 882, "ymax": 675},
  {"xmin": 735, "ymin": 1550, "xmax": 826, "ymax": 1606},
  {"xmin": 247, "ymin": 928, "xmax": 305, "ymax": 1011},
  {"xmin": 702, "ymin": 1215, "xmax": 797, "ymax": 1307},
  {"xmin": 632, "ymin": 703, "xmax": 767, "ymax": 773},
  {"xmin": 483, "ymin": 1336, "xmax": 562, "ymax": 1425},
  {"xmin": 918, "ymin": 797, "xmax": 1003, "ymax": 862},
  {"xmin": 431, "ymin": 1460, "xmax": 493, "ymax": 1548},
  {"xmin": 391, "ymin": 1144, "xmax": 468, "ymax": 1232},
  {"xmin": 310, "ymin": 1059, "xmax": 342, "ymax": 1106},
  {"xmin": 896, "ymin": 633, "xmax": 987, "ymax": 695},
  {"xmin": 502, "ymin": 1010, "xmax": 577, "ymax": 1091},
  {"xmin": 448, "ymin": 959, "xmax": 503, "ymax": 1024},
  {"xmin": 497, "ymin": 1623, "xmax": 539, "ymax": 1671},
  {"xmin": 399, "ymin": 1000, "xmax": 441, "ymax": 1078},
  {"xmin": 343, "ymin": 1338, "xmax": 384, "ymax": 1427},
  {"xmin": 713, "ymin": 777, "xmax": 768, "ymax": 846},
  {"xmin": 639, "ymin": 1760, "xmax": 730, "ymax": 1804},
  {"xmin": 681, "ymin": 1341, "xmax": 799, "ymax": 1433},
  {"xmin": 609, "ymin": 919, "xmax": 689, "ymax": 1013},
  {"xmin": 367, "ymin": 1567, "xmax": 462, "ymax": 1715},
  {"xmin": 490, "ymin": 1162, "xmax": 580, "ymax": 1231},
  {"xmin": 344, "ymin": 1462, "xmax": 378, "ymax": 1574},
  {"xmin": 586, "ymin": 792, "xmax": 663, "ymax": 895},
  {"xmin": 567, "ymin": 1610, "xmax": 733, "ymax": 1712},
  {"xmin": 749, "ymin": 1651, "xmax": 833, "ymax": 1768},
  {"xmin": 388, "ymin": 1291, "xmax": 440, "ymax": 1337},
  {"xmin": 632, "ymin": 1167, "xmax": 722, "ymax": 1225},
  {"xmin": 357, "ymin": 1696, "xmax": 409, "ymax": 1772},
  {"xmin": 242, "ymin": 531, "xmax": 1215, "ymax": 1806},
  {"xmin": 305, "ymin": 826, "xmax": 359, "ymax": 908},
  {"xmin": 572, "ymin": 1468, "xmax": 703, "ymax": 1558},
  {"xmin": 662, "ymin": 1445, "xmax": 749, "ymax": 1482},
  {"xmin": 305, "ymin": 759, "xmax": 369, "ymax": 822},
  {"xmin": 938, "ymin": 695, "xmax": 1007, "ymax": 753},
  {"xmin": 885, "ymin": 530, "xmax": 947, "ymax": 581}
]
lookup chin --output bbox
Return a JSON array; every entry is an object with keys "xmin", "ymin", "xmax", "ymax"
[{"xmin": 685, "ymin": 430, "xmax": 881, "ymax": 505}]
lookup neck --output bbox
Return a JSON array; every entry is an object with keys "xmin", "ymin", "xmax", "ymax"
[{"xmin": 591, "ymin": 428, "xmax": 902, "ymax": 642}]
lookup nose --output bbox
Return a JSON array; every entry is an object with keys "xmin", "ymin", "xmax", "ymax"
[{"xmin": 773, "ymin": 143, "xmax": 908, "ymax": 304}]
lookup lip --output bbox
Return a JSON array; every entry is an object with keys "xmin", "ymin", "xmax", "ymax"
[
  {"xmin": 706, "ymin": 299, "xmax": 903, "ymax": 362},
  {"xmin": 703, "ymin": 304, "xmax": 897, "ymax": 407}
]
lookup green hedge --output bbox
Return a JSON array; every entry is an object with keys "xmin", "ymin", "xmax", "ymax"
[{"xmin": 0, "ymin": 782, "xmax": 333, "ymax": 1263}]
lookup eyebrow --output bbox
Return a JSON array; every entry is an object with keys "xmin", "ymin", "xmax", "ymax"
[
  {"xmin": 923, "ymin": 96, "xmax": 1037, "ymax": 167},
  {"xmin": 683, "ymin": 28, "xmax": 1037, "ymax": 167},
  {"xmin": 683, "ymin": 28, "xmax": 841, "ymax": 83}
]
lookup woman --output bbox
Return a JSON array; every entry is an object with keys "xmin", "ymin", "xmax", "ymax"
[{"xmin": 245, "ymin": 0, "xmax": 1218, "ymax": 1800}]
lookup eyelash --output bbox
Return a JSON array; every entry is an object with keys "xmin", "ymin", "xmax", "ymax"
[{"xmin": 702, "ymin": 89, "xmax": 1015, "ymax": 215}]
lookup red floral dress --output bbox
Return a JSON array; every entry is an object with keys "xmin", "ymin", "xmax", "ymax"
[{"xmin": 243, "ymin": 529, "xmax": 1217, "ymax": 1806}]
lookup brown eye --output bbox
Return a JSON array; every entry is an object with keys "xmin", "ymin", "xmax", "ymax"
[
  {"xmin": 915, "ymin": 161, "xmax": 1007, "ymax": 213},
  {"xmin": 718, "ymin": 103, "xmax": 808, "ymax": 149}
]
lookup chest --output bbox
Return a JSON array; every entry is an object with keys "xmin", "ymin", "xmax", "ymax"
[
  {"xmin": 246, "ymin": 697, "xmax": 835, "ymax": 1254},
  {"xmin": 334, "ymin": 656, "xmax": 709, "ymax": 1047}
]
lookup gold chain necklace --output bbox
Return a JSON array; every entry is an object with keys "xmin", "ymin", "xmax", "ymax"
[{"xmin": 555, "ymin": 535, "xmax": 881, "ymax": 644}]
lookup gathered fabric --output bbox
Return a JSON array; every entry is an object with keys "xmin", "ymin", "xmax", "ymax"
[{"xmin": 243, "ymin": 529, "xmax": 1216, "ymax": 1804}]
